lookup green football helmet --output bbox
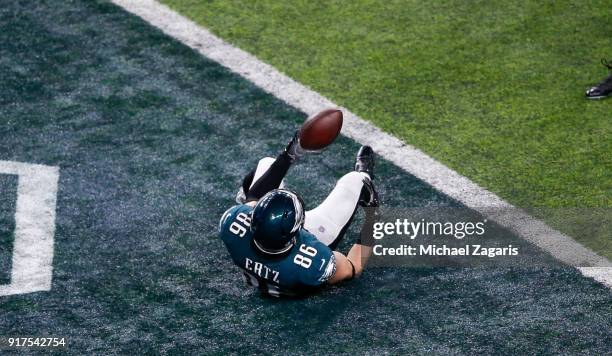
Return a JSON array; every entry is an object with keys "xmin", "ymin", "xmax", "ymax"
[{"xmin": 250, "ymin": 189, "xmax": 305, "ymax": 255}]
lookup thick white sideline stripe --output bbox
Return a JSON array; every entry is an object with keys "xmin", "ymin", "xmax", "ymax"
[{"xmin": 111, "ymin": 0, "xmax": 611, "ymax": 286}]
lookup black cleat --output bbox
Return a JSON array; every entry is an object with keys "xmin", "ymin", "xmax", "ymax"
[
  {"xmin": 355, "ymin": 145, "xmax": 375, "ymax": 179},
  {"xmin": 586, "ymin": 59, "xmax": 612, "ymax": 100},
  {"xmin": 355, "ymin": 146, "xmax": 379, "ymax": 207},
  {"xmin": 359, "ymin": 176, "xmax": 379, "ymax": 208}
]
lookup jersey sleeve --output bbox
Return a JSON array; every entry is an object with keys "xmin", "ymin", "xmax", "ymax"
[
  {"xmin": 317, "ymin": 252, "xmax": 337, "ymax": 284},
  {"xmin": 297, "ymin": 230, "xmax": 337, "ymax": 286}
]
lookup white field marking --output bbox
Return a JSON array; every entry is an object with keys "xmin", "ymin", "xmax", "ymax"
[
  {"xmin": 111, "ymin": 0, "xmax": 612, "ymax": 285},
  {"xmin": 579, "ymin": 267, "xmax": 612, "ymax": 288},
  {"xmin": 0, "ymin": 161, "xmax": 59, "ymax": 296}
]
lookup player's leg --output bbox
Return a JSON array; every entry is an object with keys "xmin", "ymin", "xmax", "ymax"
[
  {"xmin": 305, "ymin": 146, "xmax": 378, "ymax": 249},
  {"xmin": 305, "ymin": 171, "xmax": 367, "ymax": 248},
  {"xmin": 240, "ymin": 157, "xmax": 283, "ymax": 193},
  {"xmin": 237, "ymin": 132, "xmax": 303, "ymax": 203}
]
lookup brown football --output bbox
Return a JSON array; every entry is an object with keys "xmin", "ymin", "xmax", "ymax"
[{"xmin": 299, "ymin": 109, "xmax": 343, "ymax": 150}]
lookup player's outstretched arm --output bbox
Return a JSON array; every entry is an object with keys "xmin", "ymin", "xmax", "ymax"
[{"xmin": 327, "ymin": 244, "xmax": 371, "ymax": 284}]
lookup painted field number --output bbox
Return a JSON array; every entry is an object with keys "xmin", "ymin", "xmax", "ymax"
[{"xmin": 0, "ymin": 161, "xmax": 59, "ymax": 296}]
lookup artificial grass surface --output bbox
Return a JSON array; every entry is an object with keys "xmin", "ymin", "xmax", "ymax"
[
  {"xmin": 161, "ymin": 0, "xmax": 612, "ymax": 258},
  {"xmin": 1, "ymin": 3, "xmax": 611, "ymax": 353}
]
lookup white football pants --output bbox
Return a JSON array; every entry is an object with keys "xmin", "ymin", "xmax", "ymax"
[{"xmin": 251, "ymin": 157, "xmax": 367, "ymax": 247}]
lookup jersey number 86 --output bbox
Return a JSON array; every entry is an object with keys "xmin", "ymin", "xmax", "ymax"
[{"xmin": 294, "ymin": 244, "xmax": 317, "ymax": 268}]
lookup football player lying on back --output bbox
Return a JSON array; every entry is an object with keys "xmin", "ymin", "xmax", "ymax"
[{"xmin": 218, "ymin": 111, "xmax": 378, "ymax": 297}]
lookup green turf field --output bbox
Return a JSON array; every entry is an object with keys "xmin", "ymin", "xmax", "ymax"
[
  {"xmin": 161, "ymin": 0, "xmax": 612, "ymax": 210},
  {"xmin": 0, "ymin": 1, "xmax": 611, "ymax": 354}
]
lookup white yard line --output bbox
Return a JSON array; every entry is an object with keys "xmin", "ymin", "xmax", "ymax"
[
  {"xmin": 0, "ymin": 161, "xmax": 59, "ymax": 296},
  {"xmin": 111, "ymin": 0, "xmax": 611, "ymax": 288}
]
